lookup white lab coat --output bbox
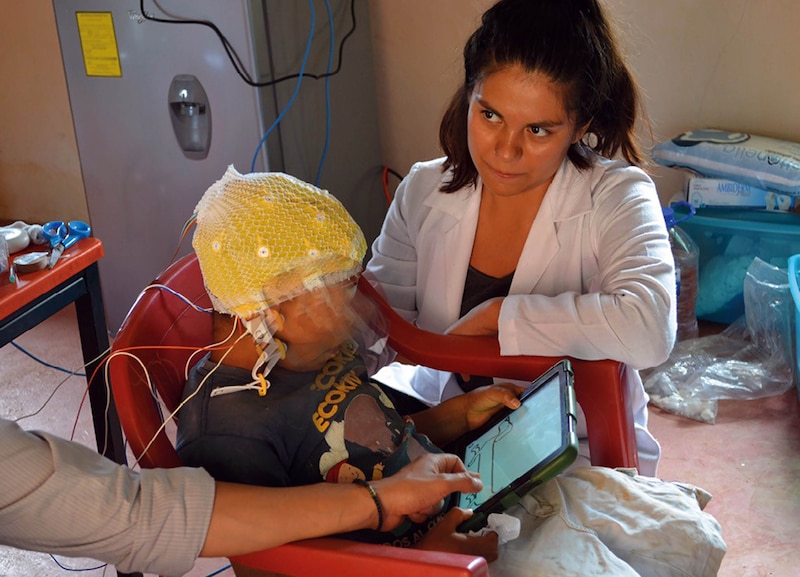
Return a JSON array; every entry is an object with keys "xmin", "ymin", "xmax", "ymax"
[{"xmin": 366, "ymin": 157, "xmax": 677, "ymax": 476}]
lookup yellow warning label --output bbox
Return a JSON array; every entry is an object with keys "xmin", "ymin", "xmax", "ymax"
[{"xmin": 76, "ymin": 12, "xmax": 122, "ymax": 77}]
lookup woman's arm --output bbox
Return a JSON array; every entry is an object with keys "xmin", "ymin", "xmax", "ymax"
[{"xmin": 497, "ymin": 166, "xmax": 676, "ymax": 369}]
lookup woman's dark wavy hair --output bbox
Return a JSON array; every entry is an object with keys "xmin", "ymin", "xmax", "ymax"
[{"xmin": 439, "ymin": 0, "xmax": 646, "ymax": 193}]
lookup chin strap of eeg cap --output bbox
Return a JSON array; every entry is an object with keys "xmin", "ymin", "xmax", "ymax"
[{"xmin": 210, "ymin": 310, "xmax": 286, "ymax": 397}]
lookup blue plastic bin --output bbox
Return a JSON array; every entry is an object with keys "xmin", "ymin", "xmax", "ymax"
[
  {"xmin": 672, "ymin": 205, "xmax": 800, "ymax": 323},
  {"xmin": 789, "ymin": 254, "xmax": 800, "ymax": 401}
]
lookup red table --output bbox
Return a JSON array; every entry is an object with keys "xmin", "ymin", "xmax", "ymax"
[{"xmin": 0, "ymin": 237, "xmax": 127, "ymax": 470}]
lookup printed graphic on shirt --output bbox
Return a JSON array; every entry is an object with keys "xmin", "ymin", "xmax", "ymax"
[{"xmin": 316, "ymin": 344, "xmax": 428, "ymax": 483}]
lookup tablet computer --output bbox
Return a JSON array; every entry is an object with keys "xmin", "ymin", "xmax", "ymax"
[{"xmin": 448, "ymin": 359, "xmax": 579, "ymax": 532}]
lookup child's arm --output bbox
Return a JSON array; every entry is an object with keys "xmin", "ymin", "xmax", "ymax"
[{"xmin": 409, "ymin": 383, "xmax": 524, "ymax": 447}]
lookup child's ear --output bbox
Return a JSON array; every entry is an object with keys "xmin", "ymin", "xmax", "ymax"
[
  {"xmin": 265, "ymin": 307, "xmax": 285, "ymax": 334},
  {"xmin": 212, "ymin": 311, "xmax": 236, "ymax": 337}
]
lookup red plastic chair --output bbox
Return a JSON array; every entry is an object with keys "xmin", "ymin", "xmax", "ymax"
[{"xmin": 109, "ymin": 252, "xmax": 637, "ymax": 577}]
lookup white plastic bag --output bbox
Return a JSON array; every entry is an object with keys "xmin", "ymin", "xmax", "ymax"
[{"xmin": 642, "ymin": 258, "xmax": 794, "ymax": 423}]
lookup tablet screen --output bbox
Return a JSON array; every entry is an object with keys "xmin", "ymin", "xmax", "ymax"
[{"xmin": 460, "ymin": 371, "xmax": 565, "ymax": 510}]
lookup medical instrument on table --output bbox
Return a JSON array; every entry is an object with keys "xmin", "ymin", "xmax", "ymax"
[
  {"xmin": 0, "ymin": 221, "xmax": 47, "ymax": 254},
  {"xmin": 0, "ymin": 234, "xmax": 8, "ymax": 278},
  {"xmin": 1, "ymin": 226, "xmax": 31, "ymax": 254},
  {"xmin": 3, "ymin": 221, "xmax": 50, "ymax": 282},
  {"xmin": 42, "ymin": 220, "xmax": 92, "ymax": 268},
  {"xmin": 11, "ymin": 252, "xmax": 50, "ymax": 276}
]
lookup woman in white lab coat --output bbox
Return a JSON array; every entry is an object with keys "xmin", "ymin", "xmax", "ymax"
[{"xmin": 366, "ymin": 0, "xmax": 677, "ymax": 478}]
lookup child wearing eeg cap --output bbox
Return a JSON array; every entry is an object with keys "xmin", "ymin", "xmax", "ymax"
[
  {"xmin": 188, "ymin": 165, "xmax": 370, "ymax": 393},
  {"xmin": 178, "ymin": 165, "xmax": 515, "ymax": 561},
  {"xmin": 177, "ymin": 166, "xmax": 725, "ymax": 575}
]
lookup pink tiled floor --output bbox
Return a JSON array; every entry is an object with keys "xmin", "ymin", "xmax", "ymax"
[
  {"xmin": 649, "ymin": 391, "xmax": 800, "ymax": 576},
  {"xmin": 1, "ymin": 304, "xmax": 798, "ymax": 576}
]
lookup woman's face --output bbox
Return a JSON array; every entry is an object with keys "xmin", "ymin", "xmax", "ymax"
[{"xmin": 467, "ymin": 64, "xmax": 585, "ymax": 200}]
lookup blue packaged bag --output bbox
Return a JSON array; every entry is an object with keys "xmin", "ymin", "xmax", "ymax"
[{"xmin": 652, "ymin": 129, "xmax": 800, "ymax": 195}]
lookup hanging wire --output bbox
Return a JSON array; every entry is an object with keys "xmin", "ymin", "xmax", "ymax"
[
  {"xmin": 138, "ymin": 0, "xmax": 357, "ymax": 88},
  {"xmin": 9, "ymin": 342, "xmax": 87, "ymax": 376},
  {"xmin": 315, "ymin": 0, "xmax": 335, "ymax": 186},
  {"xmin": 382, "ymin": 166, "xmax": 404, "ymax": 206},
  {"xmin": 250, "ymin": 0, "xmax": 316, "ymax": 172}
]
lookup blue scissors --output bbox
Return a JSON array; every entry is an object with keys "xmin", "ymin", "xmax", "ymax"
[{"xmin": 42, "ymin": 220, "xmax": 92, "ymax": 268}]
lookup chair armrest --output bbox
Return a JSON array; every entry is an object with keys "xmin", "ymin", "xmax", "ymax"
[
  {"xmin": 357, "ymin": 276, "xmax": 638, "ymax": 469},
  {"xmin": 231, "ymin": 538, "xmax": 489, "ymax": 577}
]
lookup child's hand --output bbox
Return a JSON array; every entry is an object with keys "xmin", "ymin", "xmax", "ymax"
[
  {"xmin": 414, "ymin": 507, "xmax": 499, "ymax": 562},
  {"xmin": 463, "ymin": 382, "xmax": 525, "ymax": 432},
  {"xmin": 411, "ymin": 383, "xmax": 524, "ymax": 446}
]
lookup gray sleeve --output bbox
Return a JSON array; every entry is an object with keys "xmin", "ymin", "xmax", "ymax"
[{"xmin": 0, "ymin": 418, "xmax": 215, "ymax": 576}]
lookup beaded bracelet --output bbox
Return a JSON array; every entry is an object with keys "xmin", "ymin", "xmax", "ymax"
[{"xmin": 353, "ymin": 478, "xmax": 384, "ymax": 532}]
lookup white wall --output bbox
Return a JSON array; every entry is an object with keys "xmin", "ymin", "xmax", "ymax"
[
  {"xmin": 0, "ymin": 0, "xmax": 88, "ymax": 223},
  {"xmin": 367, "ymin": 0, "xmax": 493, "ymax": 175},
  {"xmin": 368, "ymin": 0, "xmax": 800, "ymax": 203},
  {"xmin": 3, "ymin": 1, "xmax": 800, "ymax": 221}
]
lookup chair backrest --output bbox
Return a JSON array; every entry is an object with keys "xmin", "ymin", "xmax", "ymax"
[{"xmin": 109, "ymin": 253, "xmax": 211, "ymax": 469}]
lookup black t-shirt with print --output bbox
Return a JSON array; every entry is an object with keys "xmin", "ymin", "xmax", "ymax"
[{"xmin": 177, "ymin": 341, "xmax": 447, "ymax": 546}]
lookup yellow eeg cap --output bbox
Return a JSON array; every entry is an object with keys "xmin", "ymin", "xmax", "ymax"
[{"xmin": 192, "ymin": 165, "xmax": 367, "ymax": 319}]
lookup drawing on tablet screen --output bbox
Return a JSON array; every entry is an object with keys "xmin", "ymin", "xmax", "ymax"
[{"xmin": 463, "ymin": 416, "xmax": 514, "ymax": 508}]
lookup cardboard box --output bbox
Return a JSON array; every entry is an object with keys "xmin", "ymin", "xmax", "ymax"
[
  {"xmin": 687, "ymin": 177, "xmax": 769, "ymax": 208},
  {"xmin": 687, "ymin": 177, "xmax": 797, "ymax": 211}
]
